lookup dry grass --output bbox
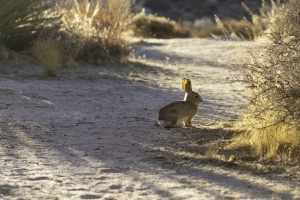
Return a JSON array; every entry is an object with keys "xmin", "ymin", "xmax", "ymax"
[
  {"xmin": 57, "ymin": 0, "xmax": 132, "ymax": 63},
  {"xmin": 31, "ymin": 39, "xmax": 62, "ymax": 77},
  {"xmin": 194, "ymin": 19, "xmax": 254, "ymax": 39},
  {"xmin": 30, "ymin": 0, "xmax": 133, "ymax": 67},
  {"xmin": 216, "ymin": 0, "xmax": 300, "ymax": 163},
  {"xmin": 245, "ymin": 0, "xmax": 282, "ymax": 41},
  {"xmin": 204, "ymin": 145, "xmax": 219, "ymax": 161},
  {"xmin": 233, "ymin": 110, "xmax": 300, "ymax": 162},
  {"xmin": 0, "ymin": 0, "xmax": 133, "ymax": 75}
]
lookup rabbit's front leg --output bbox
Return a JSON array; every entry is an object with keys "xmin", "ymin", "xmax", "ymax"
[{"xmin": 184, "ymin": 119, "xmax": 192, "ymax": 127}]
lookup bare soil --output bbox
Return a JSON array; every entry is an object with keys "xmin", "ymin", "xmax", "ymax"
[{"xmin": 0, "ymin": 38, "xmax": 299, "ymax": 199}]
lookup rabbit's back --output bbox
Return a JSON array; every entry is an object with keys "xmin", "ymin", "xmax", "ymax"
[{"xmin": 158, "ymin": 100, "xmax": 198, "ymax": 127}]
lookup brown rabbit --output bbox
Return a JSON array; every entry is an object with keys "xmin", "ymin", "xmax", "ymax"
[{"xmin": 157, "ymin": 78, "xmax": 203, "ymax": 128}]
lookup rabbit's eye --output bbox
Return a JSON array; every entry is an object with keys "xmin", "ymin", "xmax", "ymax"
[{"xmin": 195, "ymin": 95, "xmax": 199, "ymax": 98}]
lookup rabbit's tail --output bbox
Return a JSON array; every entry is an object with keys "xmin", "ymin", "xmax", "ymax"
[{"xmin": 156, "ymin": 120, "xmax": 167, "ymax": 128}]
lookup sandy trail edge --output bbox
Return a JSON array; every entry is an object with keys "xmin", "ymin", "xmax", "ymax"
[{"xmin": 0, "ymin": 38, "xmax": 299, "ymax": 200}]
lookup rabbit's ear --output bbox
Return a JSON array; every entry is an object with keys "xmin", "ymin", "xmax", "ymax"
[{"xmin": 182, "ymin": 78, "xmax": 192, "ymax": 93}]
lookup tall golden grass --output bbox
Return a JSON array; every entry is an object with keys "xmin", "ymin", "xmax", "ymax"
[{"xmin": 57, "ymin": 0, "xmax": 132, "ymax": 63}]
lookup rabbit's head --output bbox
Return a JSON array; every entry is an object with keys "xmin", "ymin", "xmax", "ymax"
[{"xmin": 182, "ymin": 78, "xmax": 203, "ymax": 105}]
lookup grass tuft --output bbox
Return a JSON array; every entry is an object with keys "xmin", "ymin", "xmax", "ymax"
[
  {"xmin": 204, "ymin": 145, "xmax": 219, "ymax": 161},
  {"xmin": 31, "ymin": 39, "xmax": 62, "ymax": 77}
]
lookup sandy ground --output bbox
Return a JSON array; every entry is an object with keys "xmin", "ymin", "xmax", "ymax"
[{"xmin": 0, "ymin": 38, "xmax": 299, "ymax": 200}]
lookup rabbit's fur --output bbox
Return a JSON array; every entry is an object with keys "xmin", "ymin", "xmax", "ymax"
[{"xmin": 157, "ymin": 78, "xmax": 203, "ymax": 128}]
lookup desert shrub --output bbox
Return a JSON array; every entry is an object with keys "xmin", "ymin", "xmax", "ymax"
[
  {"xmin": 130, "ymin": 11, "xmax": 192, "ymax": 38},
  {"xmin": 0, "ymin": 0, "xmax": 57, "ymax": 51},
  {"xmin": 31, "ymin": 39, "xmax": 62, "ymax": 77},
  {"xmin": 242, "ymin": 0, "xmax": 300, "ymax": 161},
  {"xmin": 56, "ymin": 0, "xmax": 132, "ymax": 64},
  {"xmin": 92, "ymin": 0, "xmax": 133, "ymax": 61},
  {"xmin": 220, "ymin": 0, "xmax": 300, "ymax": 162}
]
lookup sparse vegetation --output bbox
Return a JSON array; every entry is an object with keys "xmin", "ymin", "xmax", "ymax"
[
  {"xmin": 0, "ymin": 0, "xmax": 134, "ymax": 75},
  {"xmin": 0, "ymin": 0, "xmax": 261, "ymax": 76},
  {"xmin": 131, "ymin": 12, "xmax": 253, "ymax": 40},
  {"xmin": 217, "ymin": 0, "xmax": 300, "ymax": 163}
]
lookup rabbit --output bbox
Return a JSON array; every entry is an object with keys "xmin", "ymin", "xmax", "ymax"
[{"xmin": 157, "ymin": 78, "xmax": 203, "ymax": 128}]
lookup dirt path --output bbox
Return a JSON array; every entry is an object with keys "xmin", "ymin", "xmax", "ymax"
[{"xmin": 0, "ymin": 38, "xmax": 299, "ymax": 199}]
